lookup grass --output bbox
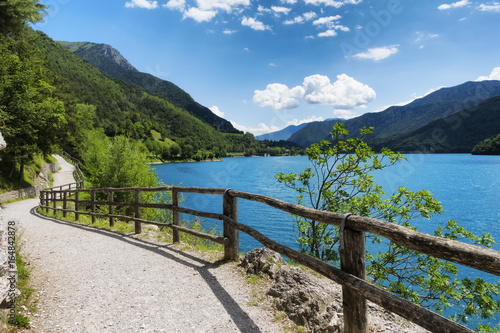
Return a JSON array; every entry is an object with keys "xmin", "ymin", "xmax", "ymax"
[
  {"xmin": 1, "ymin": 227, "xmax": 38, "ymax": 332},
  {"xmin": 0, "ymin": 154, "xmax": 57, "ymax": 195}
]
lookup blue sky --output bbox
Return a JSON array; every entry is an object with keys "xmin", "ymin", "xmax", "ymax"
[{"xmin": 34, "ymin": 0, "xmax": 500, "ymax": 135}]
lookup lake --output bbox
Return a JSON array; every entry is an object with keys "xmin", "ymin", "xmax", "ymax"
[{"xmin": 152, "ymin": 154, "xmax": 500, "ymax": 329}]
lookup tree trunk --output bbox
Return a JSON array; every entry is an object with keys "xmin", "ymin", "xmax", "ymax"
[{"xmin": 18, "ymin": 161, "xmax": 24, "ymax": 182}]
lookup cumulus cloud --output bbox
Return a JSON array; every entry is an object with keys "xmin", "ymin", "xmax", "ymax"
[
  {"xmin": 438, "ymin": 0, "xmax": 469, "ymax": 10},
  {"xmin": 242, "ymin": 16, "xmax": 271, "ymax": 31},
  {"xmin": 476, "ymin": 67, "xmax": 500, "ymax": 81},
  {"xmin": 253, "ymin": 74, "xmax": 376, "ymax": 111},
  {"xmin": 353, "ymin": 45, "xmax": 399, "ymax": 61},
  {"xmin": 304, "ymin": 0, "xmax": 362, "ymax": 8},
  {"xmin": 302, "ymin": 74, "xmax": 376, "ymax": 109},
  {"xmin": 318, "ymin": 30, "xmax": 338, "ymax": 37},
  {"xmin": 477, "ymin": 2, "xmax": 500, "ymax": 12},
  {"xmin": 283, "ymin": 11, "xmax": 317, "ymax": 25},
  {"xmin": 164, "ymin": 0, "xmax": 185, "ymax": 10},
  {"xmin": 271, "ymin": 6, "xmax": 292, "ymax": 15},
  {"xmin": 253, "ymin": 83, "xmax": 305, "ymax": 110},
  {"xmin": 210, "ymin": 106, "xmax": 225, "ymax": 118},
  {"xmin": 230, "ymin": 121, "xmax": 280, "ymax": 136},
  {"xmin": 183, "ymin": 7, "xmax": 217, "ymax": 22},
  {"xmin": 125, "ymin": 0, "xmax": 158, "ymax": 9},
  {"xmin": 196, "ymin": 0, "xmax": 250, "ymax": 12},
  {"xmin": 313, "ymin": 15, "xmax": 342, "ymax": 26},
  {"xmin": 285, "ymin": 116, "xmax": 325, "ymax": 126},
  {"xmin": 313, "ymin": 15, "xmax": 349, "ymax": 36}
]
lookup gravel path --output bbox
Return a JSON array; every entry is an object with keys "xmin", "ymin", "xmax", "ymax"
[{"xmin": 2, "ymin": 156, "xmax": 282, "ymax": 332}]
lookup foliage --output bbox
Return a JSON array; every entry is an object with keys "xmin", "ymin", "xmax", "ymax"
[
  {"xmin": 79, "ymin": 130, "xmax": 159, "ymax": 213},
  {"xmin": 0, "ymin": 0, "xmax": 47, "ymax": 33},
  {"xmin": 1, "ymin": 20, "xmax": 66, "ymax": 180},
  {"xmin": 472, "ymin": 133, "xmax": 500, "ymax": 155},
  {"xmin": 277, "ymin": 123, "xmax": 500, "ymax": 329}
]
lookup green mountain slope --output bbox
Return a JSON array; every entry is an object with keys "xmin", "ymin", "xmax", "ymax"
[
  {"xmin": 59, "ymin": 41, "xmax": 238, "ymax": 133},
  {"xmin": 289, "ymin": 81, "xmax": 500, "ymax": 148},
  {"xmin": 33, "ymin": 30, "xmax": 251, "ymax": 154},
  {"xmin": 369, "ymin": 95, "xmax": 500, "ymax": 153}
]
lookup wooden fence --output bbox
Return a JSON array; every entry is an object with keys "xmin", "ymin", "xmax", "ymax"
[{"xmin": 38, "ymin": 185, "xmax": 500, "ymax": 333}]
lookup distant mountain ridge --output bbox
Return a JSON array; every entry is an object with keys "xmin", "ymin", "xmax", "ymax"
[
  {"xmin": 256, "ymin": 123, "xmax": 308, "ymax": 141},
  {"xmin": 59, "ymin": 41, "xmax": 239, "ymax": 133},
  {"xmin": 288, "ymin": 80, "xmax": 500, "ymax": 148},
  {"xmin": 369, "ymin": 95, "xmax": 500, "ymax": 153}
]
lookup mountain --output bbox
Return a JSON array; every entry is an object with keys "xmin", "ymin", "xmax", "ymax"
[
  {"xmin": 289, "ymin": 81, "xmax": 500, "ymax": 148},
  {"xmin": 368, "ymin": 95, "xmax": 500, "ymax": 153},
  {"xmin": 33, "ymin": 30, "xmax": 256, "ymax": 155},
  {"xmin": 256, "ymin": 123, "xmax": 308, "ymax": 141},
  {"xmin": 59, "ymin": 41, "xmax": 239, "ymax": 133}
]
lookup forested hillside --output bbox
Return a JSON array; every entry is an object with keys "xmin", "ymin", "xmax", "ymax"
[
  {"xmin": 288, "ymin": 81, "xmax": 500, "ymax": 148},
  {"xmin": 1, "ymin": 2, "xmax": 298, "ymax": 188},
  {"xmin": 368, "ymin": 95, "xmax": 500, "ymax": 153},
  {"xmin": 59, "ymin": 41, "xmax": 238, "ymax": 133}
]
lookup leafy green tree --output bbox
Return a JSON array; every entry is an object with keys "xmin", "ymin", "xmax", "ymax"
[
  {"xmin": 79, "ymin": 130, "xmax": 159, "ymax": 190},
  {"xmin": 0, "ymin": 28, "xmax": 66, "ymax": 180},
  {"xmin": 276, "ymin": 123, "xmax": 500, "ymax": 330},
  {"xmin": 0, "ymin": 0, "xmax": 47, "ymax": 33}
]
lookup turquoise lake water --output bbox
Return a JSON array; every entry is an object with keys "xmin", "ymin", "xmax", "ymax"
[{"xmin": 152, "ymin": 154, "xmax": 500, "ymax": 329}]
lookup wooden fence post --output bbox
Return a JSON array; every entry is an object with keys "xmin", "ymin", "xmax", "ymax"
[
  {"xmin": 52, "ymin": 189, "xmax": 56, "ymax": 213},
  {"xmin": 75, "ymin": 191, "xmax": 80, "ymax": 221},
  {"xmin": 172, "ymin": 188, "xmax": 180, "ymax": 243},
  {"xmin": 223, "ymin": 190, "xmax": 239, "ymax": 261},
  {"xmin": 109, "ymin": 190, "xmax": 114, "ymax": 227},
  {"xmin": 63, "ymin": 191, "xmax": 67, "ymax": 218},
  {"xmin": 134, "ymin": 189, "xmax": 141, "ymax": 234},
  {"xmin": 340, "ymin": 218, "xmax": 367, "ymax": 333},
  {"xmin": 91, "ymin": 190, "xmax": 96, "ymax": 224}
]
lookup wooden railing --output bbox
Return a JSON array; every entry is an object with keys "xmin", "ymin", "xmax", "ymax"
[
  {"xmin": 61, "ymin": 151, "xmax": 85, "ymax": 186},
  {"xmin": 38, "ymin": 185, "xmax": 500, "ymax": 333}
]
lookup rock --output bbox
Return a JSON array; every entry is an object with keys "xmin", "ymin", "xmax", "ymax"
[
  {"xmin": 239, "ymin": 248, "xmax": 287, "ymax": 279},
  {"xmin": 267, "ymin": 267, "xmax": 342, "ymax": 333}
]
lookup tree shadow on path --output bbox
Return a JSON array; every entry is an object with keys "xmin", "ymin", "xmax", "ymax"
[{"xmin": 30, "ymin": 207, "xmax": 264, "ymax": 333}]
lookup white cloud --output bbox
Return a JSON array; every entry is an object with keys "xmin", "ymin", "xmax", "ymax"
[
  {"xmin": 223, "ymin": 28, "xmax": 238, "ymax": 34},
  {"xmin": 125, "ymin": 0, "xmax": 158, "ymax": 9},
  {"xmin": 284, "ymin": 11, "xmax": 317, "ymax": 25},
  {"xmin": 253, "ymin": 74, "xmax": 376, "ymax": 111},
  {"xmin": 271, "ymin": 6, "xmax": 292, "ymax": 15},
  {"xmin": 196, "ymin": 0, "xmax": 250, "ymax": 12},
  {"xmin": 242, "ymin": 16, "xmax": 271, "ymax": 31},
  {"xmin": 302, "ymin": 74, "xmax": 376, "ymax": 109},
  {"xmin": 183, "ymin": 7, "xmax": 217, "ymax": 22},
  {"xmin": 304, "ymin": 0, "xmax": 362, "ymax": 8},
  {"xmin": 257, "ymin": 5, "xmax": 272, "ymax": 13},
  {"xmin": 164, "ymin": 0, "xmax": 185, "ymax": 11},
  {"xmin": 281, "ymin": 0, "xmax": 298, "ymax": 4},
  {"xmin": 210, "ymin": 106, "xmax": 225, "ymax": 118},
  {"xmin": 253, "ymin": 83, "xmax": 305, "ymax": 110},
  {"xmin": 318, "ymin": 29, "xmax": 338, "ymax": 37},
  {"xmin": 313, "ymin": 15, "xmax": 348, "ymax": 36},
  {"xmin": 286, "ymin": 116, "xmax": 325, "ymax": 126},
  {"xmin": 352, "ymin": 45, "xmax": 399, "ymax": 61},
  {"xmin": 313, "ymin": 15, "xmax": 342, "ymax": 26},
  {"xmin": 414, "ymin": 31, "xmax": 439, "ymax": 44},
  {"xmin": 230, "ymin": 121, "xmax": 280, "ymax": 136},
  {"xmin": 438, "ymin": 0, "xmax": 469, "ymax": 10},
  {"xmin": 477, "ymin": 2, "xmax": 500, "ymax": 12},
  {"xmin": 476, "ymin": 67, "xmax": 500, "ymax": 81},
  {"xmin": 269, "ymin": 63, "xmax": 277, "ymax": 67}
]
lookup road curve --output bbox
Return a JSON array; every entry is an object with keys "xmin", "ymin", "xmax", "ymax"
[{"xmin": 1, "ymin": 156, "xmax": 280, "ymax": 333}]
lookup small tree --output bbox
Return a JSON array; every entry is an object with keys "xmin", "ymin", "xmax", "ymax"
[{"xmin": 276, "ymin": 123, "xmax": 500, "ymax": 331}]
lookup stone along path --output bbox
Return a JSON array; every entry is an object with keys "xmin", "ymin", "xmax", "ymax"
[{"xmin": 2, "ymin": 156, "xmax": 281, "ymax": 332}]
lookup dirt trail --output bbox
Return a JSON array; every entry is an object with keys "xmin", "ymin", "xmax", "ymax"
[{"xmin": 2, "ymin": 156, "xmax": 280, "ymax": 332}]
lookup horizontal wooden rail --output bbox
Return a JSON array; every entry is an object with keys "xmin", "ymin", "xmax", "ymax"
[
  {"xmin": 38, "ymin": 185, "xmax": 499, "ymax": 333},
  {"xmin": 228, "ymin": 189, "xmax": 500, "ymax": 276}
]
